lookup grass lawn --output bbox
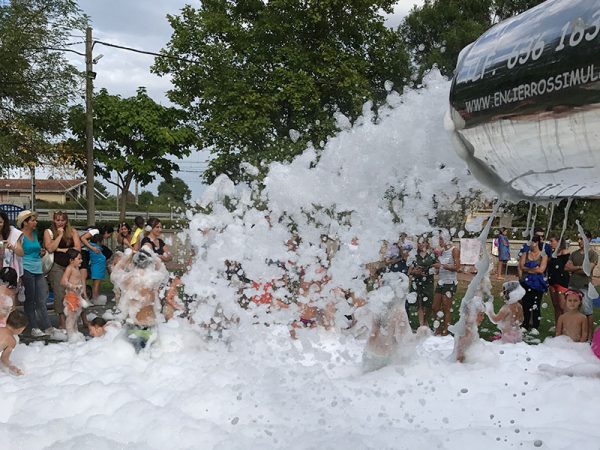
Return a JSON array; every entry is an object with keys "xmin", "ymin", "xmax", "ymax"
[{"xmin": 406, "ymin": 279, "xmax": 600, "ymax": 342}]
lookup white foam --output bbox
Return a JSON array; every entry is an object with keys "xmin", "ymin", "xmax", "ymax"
[{"xmin": 3, "ymin": 71, "xmax": 599, "ymax": 448}]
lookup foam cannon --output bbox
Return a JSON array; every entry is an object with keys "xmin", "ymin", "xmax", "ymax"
[{"xmin": 449, "ymin": 0, "xmax": 600, "ymax": 199}]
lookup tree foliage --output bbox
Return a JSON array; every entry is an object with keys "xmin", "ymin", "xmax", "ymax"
[
  {"xmin": 400, "ymin": 0, "xmax": 546, "ymax": 78},
  {"xmin": 492, "ymin": 0, "xmax": 547, "ymax": 21},
  {"xmin": 0, "ymin": 0, "xmax": 85, "ymax": 172},
  {"xmin": 67, "ymin": 87, "xmax": 198, "ymax": 220},
  {"xmin": 153, "ymin": 0, "xmax": 411, "ymax": 183},
  {"xmin": 158, "ymin": 177, "xmax": 191, "ymax": 205},
  {"xmin": 507, "ymin": 200, "xmax": 600, "ymax": 238},
  {"xmin": 138, "ymin": 190, "xmax": 156, "ymax": 207}
]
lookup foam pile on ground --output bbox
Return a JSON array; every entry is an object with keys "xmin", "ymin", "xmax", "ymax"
[{"xmin": 1, "ymin": 325, "xmax": 599, "ymax": 448}]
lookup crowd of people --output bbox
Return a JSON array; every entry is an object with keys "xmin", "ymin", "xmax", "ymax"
[
  {"xmin": 216, "ymin": 223, "xmax": 599, "ymax": 365},
  {"xmin": 0, "ymin": 210, "xmax": 180, "ymax": 373},
  {"xmin": 513, "ymin": 227, "xmax": 598, "ymax": 342},
  {"xmin": 1, "ymin": 206, "xmax": 599, "ymax": 375}
]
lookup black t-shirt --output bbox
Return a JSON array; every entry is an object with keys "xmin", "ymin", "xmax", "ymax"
[
  {"xmin": 547, "ymin": 253, "xmax": 570, "ymax": 288},
  {"xmin": 140, "ymin": 236, "xmax": 166, "ymax": 256},
  {"xmin": 52, "ymin": 234, "xmax": 74, "ymax": 267}
]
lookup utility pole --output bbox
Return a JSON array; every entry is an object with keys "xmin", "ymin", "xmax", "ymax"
[
  {"xmin": 30, "ymin": 165, "xmax": 36, "ymax": 210},
  {"xmin": 85, "ymin": 26, "xmax": 95, "ymax": 225}
]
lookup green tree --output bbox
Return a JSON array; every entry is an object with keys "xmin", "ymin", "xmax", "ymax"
[
  {"xmin": 400, "ymin": 0, "xmax": 547, "ymax": 79},
  {"xmin": 492, "ymin": 0, "xmax": 546, "ymax": 21},
  {"xmin": 153, "ymin": 0, "xmax": 411, "ymax": 183},
  {"xmin": 400, "ymin": 0, "xmax": 493, "ymax": 78},
  {"xmin": 94, "ymin": 180, "xmax": 109, "ymax": 198},
  {"xmin": 0, "ymin": 0, "xmax": 85, "ymax": 172},
  {"xmin": 67, "ymin": 87, "xmax": 198, "ymax": 220},
  {"xmin": 158, "ymin": 177, "xmax": 191, "ymax": 205},
  {"xmin": 138, "ymin": 190, "xmax": 156, "ymax": 207}
]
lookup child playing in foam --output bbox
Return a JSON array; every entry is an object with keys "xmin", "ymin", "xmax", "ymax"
[
  {"xmin": 451, "ymin": 295, "xmax": 485, "ymax": 363},
  {"xmin": 88, "ymin": 233, "xmax": 107, "ymax": 305},
  {"xmin": 449, "ymin": 265, "xmax": 492, "ymax": 363},
  {"xmin": 110, "ymin": 248, "xmax": 169, "ymax": 352},
  {"xmin": 87, "ymin": 316, "xmax": 121, "ymax": 337},
  {"xmin": 0, "ymin": 267, "xmax": 17, "ymax": 327},
  {"xmin": 556, "ymin": 290, "xmax": 588, "ymax": 343},
  {"xmin": 60, "ymin": 249, "xmax": 89, "ymax": 342},
  {"xmin": 362, "ymin": 273, "xmax": 413, "ymax": 372},
  {"xmin": 0, "ymin": 310, "xmax": 27, "ymax": 375},
  {"xmin": 485, "ymin": 281, "xmax": 525, "ymax": 343}
]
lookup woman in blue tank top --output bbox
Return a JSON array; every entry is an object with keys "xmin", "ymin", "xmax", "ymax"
[{"xmin": 17, "ymin": 210, "xmax": 63, "ymax": 339}]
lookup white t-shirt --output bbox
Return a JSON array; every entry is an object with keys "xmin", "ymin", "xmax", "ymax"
[{"xmin": 2, "ymin": 226, "xmax": 23, "ymax": 277}]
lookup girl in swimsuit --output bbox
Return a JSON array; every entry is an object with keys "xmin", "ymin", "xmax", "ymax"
[{"xmin": 60, "ymin": 249, "xmax": 89, "ymax": 341}]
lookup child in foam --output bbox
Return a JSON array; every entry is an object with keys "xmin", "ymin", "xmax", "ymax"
[
  {"xmin": 362, "ymin": 273, "xmax": 413, "ymax": 372},
  {"xmin": 0, "ymin": 310, "xmax": 28, "ymax": 376},
  {"xmin": 0, "ymin": 267, "xmax": 18, "ymax": 327},
  {"xmin": 88, "ymin": 317, "xmax": 108, "ymax": 337},
  {"xmin": 60, "ymin": 249, "xmax": 90, "ymax": 342},
  {"xmin": 485, "ymin": 281, "xmax": 525, "ymax": 344},
  {"xmin": 88, "ymin": 233, "xmax": 107, "ymax": 305},
  {"xmin": 451, "ymin": 295, "xmax": 485, "ymax": 363},
  {"xmin": 87, "ymin": 316, "xmax": 121, "ymax": 337},
  {"xmin": 556, "ymin": 290, "xmax": 588, "ymax": 343},
  {"xmin": 129, "ymin": 215, "xmax": 145, "ymax": 252},
  {"xmin": 110, "ymin": 248, "xmax": 168, "ymax": 353}
]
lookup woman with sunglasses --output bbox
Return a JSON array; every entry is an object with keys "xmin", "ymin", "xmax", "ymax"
[{"xmin": 44, "ymin": 211, "xmax": 81, "ymax": 330}]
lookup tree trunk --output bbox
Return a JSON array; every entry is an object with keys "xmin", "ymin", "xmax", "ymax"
[{"xmin": 120, "ymin": 173, "xmax": 134, "ymax": 222}]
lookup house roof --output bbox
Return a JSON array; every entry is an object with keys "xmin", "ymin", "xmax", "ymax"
[{"xmin": 0, "ymin": 179, "xmax": 86, "ymax": 193}]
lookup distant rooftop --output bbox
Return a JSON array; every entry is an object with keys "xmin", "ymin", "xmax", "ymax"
[{"xmin": 0, "ymin": 178, "xmax": 86, "ymax": 193}]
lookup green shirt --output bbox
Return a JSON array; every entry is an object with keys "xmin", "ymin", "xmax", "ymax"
[{"xmin": 412, "ymin": 251, "xmax": 437, "ymax": 289}]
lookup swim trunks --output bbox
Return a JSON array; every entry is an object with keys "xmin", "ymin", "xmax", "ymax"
[{"xmin": 64, "ymin": 291, "xmax": 81, "ymax": 312}]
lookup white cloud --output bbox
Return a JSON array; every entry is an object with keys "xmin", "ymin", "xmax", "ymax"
[{"xmin": 386, "ymin": 0, "xmax": 425, "ymax": 28}]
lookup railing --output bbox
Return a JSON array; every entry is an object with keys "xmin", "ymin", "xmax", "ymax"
[
  {"xmin": 0, "ymin": 204, "xmax": 25, "ymax": 223},
  {"xmin": 35, "ymin": 208, "xmax": 185, "ymax": 222}
]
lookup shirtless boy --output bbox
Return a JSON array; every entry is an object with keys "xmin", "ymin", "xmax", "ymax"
[
  {"xmin": 556, "ymin": 290, "xmax": 588, "ymax": 343},
  {"xmin": 60, "ymin": 249, "xmax": 89, "ymax": 340},
  {"xmin": 0, "ymin": 310, "xmax": 28, "ymax": 376}
]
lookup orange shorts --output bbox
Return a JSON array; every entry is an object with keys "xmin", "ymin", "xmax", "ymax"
[{"xmin": 64, "ymin": 291, "xmax": 81, "ymax": 312}]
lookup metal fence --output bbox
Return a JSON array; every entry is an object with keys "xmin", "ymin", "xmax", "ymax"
[
  {"xmin": 36, "ymin": 208, "xmax": 184, "ymax": 222},
  {"xmin": 0, "ymin": 204, "xmax": 25, "ymax": 223}
]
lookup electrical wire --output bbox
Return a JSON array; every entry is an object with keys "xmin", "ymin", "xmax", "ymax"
[{"xmin": 93, "ymin": 40, "xmax": 197, "ymax": 64}]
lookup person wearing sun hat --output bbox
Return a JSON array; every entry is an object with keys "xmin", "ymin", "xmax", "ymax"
[{"xmin": 16, "ymin": 210, "xmax": 66, "ymax": 340}]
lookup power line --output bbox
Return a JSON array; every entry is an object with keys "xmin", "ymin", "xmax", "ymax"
[
  {"xmin": 43, "ymin": 47, "xmax": 86, "ymax": 57},
  {"xmin": 94, "ymin": 40, "xmax": 197, "ymax": 64}
]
